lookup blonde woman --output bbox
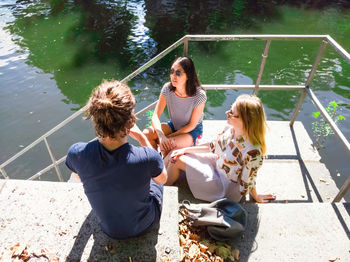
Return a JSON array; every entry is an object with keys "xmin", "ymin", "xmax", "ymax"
[{"xmin": 165, "ymin": 94, "xmax": 275, "ymax": 203}]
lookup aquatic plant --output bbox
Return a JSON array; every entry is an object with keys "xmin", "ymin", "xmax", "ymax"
[
  {"xmin": 146, "ymin": 110, "xmax": 154, "ymax": 127},
  {"xmin": 312, "ymin": 101, "xmax": 346, "ymax": 149}
]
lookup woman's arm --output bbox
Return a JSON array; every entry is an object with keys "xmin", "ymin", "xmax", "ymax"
[
  {"xmin": 170, "ymin": 143, "xmax": 211, "ymax": 160},
  {"xmin": 152, "ymin": 94, "xmax": 167, "ymax": 141},
  {"xmin": 129, "ymin": 124, "xmax": 153, "ymax": 148},
  {"xmin": 167, "ymin": 102, "xmax": 205, "ymax": 137}
]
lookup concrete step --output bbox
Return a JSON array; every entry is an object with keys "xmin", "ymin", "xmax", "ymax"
[
  {"xmin": 0, "ymin": 179, "xmax": 180, "ymax": 261},
  {"xmin": 235, "ymin": 202, "xmax": 350, "ymax": 261}
]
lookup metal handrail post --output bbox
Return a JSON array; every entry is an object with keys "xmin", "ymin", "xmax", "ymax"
[
  {"xmin": 290, "ymin": 39, "xmax": 328, "ymax": 126},
  {"xmin": 253, "ymin": 40, "xmax": 271, "ymax": 95},
  {"xmin": 332, "ymin": 176, "xmax": 350, "ymax": 202},
  {"xmin": 44, "ymin": 138, "xmax": 64, "ymax": 182},
  {"xmin": 183, "ymin": 37, "xmax": 188, "ymax": 56},
  {"xmin": 289, "ymin": 88, "xmax": 307, "ymax": 126},
  {"xmin": 305, "ymin": 39, "xmax": 328, "ymax": 87}
]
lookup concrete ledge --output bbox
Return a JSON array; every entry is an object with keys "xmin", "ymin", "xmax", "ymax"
[
  {"xmin": 257, "ymin": 160, "xmax": 341, "ymax": 202},
  {"xmin": 235, "ymin": 203, "xmax": 350, "ymax": 261},
  {"xmin": 0, "ymin": 180, "xmax": 179, "ymax": 261}
]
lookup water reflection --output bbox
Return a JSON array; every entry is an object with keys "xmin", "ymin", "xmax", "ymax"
[
  {"xmin": 1, "ymin": 0, "xmax": 350, "ymax": 184},
  {"xmin": 6, "ymin": 0, "xmax": 350, "ymax": 113}
]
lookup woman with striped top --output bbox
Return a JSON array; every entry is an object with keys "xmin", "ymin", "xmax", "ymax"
[{"xmin": 143, "ymin": 57, "xmax": 207, "ymax": 157}]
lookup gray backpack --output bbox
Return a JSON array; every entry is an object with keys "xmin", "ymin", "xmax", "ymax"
[{"xmin": 180, "ymin": 198, "xmax": 247, "ymax": 241}]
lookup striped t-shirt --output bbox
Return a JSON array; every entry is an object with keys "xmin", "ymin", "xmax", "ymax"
[{"xmin": 161, "ymin": 83, "xmax": 207, "ymax": 130}]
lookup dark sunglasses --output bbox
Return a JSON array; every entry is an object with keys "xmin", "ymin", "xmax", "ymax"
[
  {"xmin": 227, "ymin": 109, "xmax": 239, "ymax": 119},
  {"xmin": 170, "ymin": 68, "xmax": 183, "ymax": 77}
]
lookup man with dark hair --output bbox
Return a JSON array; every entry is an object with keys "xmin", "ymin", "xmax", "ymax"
[{"xmin": 66, "ymin": 80, "xmax": 167, "ymax": 239}]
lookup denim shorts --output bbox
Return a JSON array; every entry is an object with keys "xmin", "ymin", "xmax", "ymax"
[{"xmin": 167, "ymin": 121, "xmax": 203, "ymax": 146}]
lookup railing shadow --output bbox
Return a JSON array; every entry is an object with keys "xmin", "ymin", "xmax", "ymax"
[
  {"xmin": 290, "ymin": 124, "xmax": 323, "ymax": 202},
  {"xmin": 66, "ymin": 211, "xmax": 159, "ymax": 262},
  {"xmin": 332, "ymin": 203, "xmax": 350, "ymax": 240}
]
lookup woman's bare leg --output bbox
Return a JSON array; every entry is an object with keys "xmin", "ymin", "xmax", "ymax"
[
  {"xmin": 143, "ymin": 123, "xmax": 172, "ymax": 150},
  {"xmin": 165, "ymin": 155, "xmax": 187, "ymax": 186},
  {"xmin": 161, "ymin": 133, "xmax": 194, "ymax": 158},
  {"xmin": 171, "ymin": 134, "xmax": 194, "ymax": 149}
]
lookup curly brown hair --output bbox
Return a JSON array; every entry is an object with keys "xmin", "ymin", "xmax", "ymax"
[{"xmin": 85, "ymin": 80, "xmax": 136, "ymax": 139}]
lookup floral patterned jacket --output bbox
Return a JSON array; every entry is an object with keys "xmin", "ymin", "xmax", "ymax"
[{"xmin": 209, "ymin": 127, "xmax": 263, "ymax": 196}]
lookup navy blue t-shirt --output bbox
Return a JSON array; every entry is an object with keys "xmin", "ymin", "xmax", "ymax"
[{"xmin": 65, "ymin": 141, "xmax": 164, "ymax": 239}]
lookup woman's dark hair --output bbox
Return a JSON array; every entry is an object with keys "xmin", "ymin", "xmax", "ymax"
[
  {"xmin": 84, "ymin": 80, "xmax": 136, "ymax": 139},
  {"xmin": 168, "ymin": 56, "xmax": 202, "ymax": 96}
]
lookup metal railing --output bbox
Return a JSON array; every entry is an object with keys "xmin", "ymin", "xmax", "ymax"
[{"xmin": 1, "ymin": 35, "xmax": 349, "ymax": 201}]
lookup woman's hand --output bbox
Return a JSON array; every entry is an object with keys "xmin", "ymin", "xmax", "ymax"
[
  {"xmin": 250, "ymin": 188, "xmax": 275, "ymax": 203},
  {"xmin": 170, "ymin": 148, "xmax": 186, "ymax": 163},
  {"xmin": 254, "ymin": 194, "xmax": 276, "ymax": 203},
  {"xmin": 159, "ymin": 137, "xmax": 175, "ymax": 153}
]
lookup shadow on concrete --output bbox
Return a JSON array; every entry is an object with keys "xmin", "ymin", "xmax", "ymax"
[
  {"xmin": 66, "ymin": 211, "xmax": 159, "ymax": 261},
  {"xmin": 332, "ymin": 203, "xmax": 350, "ymax": 239},
  {"xmin": 290, "ymin": 125, "xmax": 323, "ymax": 202},
  {"xmin": 233, "ymin": 204, "xmax": 259, "ymax": 262}
]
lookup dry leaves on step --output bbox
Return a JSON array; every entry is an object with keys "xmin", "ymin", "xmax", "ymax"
[
  {"xmin": 179, "ymin": 209, "xmax": 240, "ymax": 262},
  {"xmin": 0, "ymin": 243, "xmax": 59, "ymax": 261}
]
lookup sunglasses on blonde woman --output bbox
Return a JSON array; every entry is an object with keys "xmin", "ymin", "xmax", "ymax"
[
  {"xmin": 170, "ymin": 68, "xmax": 183, "ymax": 77},
  {"xmin": 227, "ymin": 109, "xmax": 239, "ymax": 119}
]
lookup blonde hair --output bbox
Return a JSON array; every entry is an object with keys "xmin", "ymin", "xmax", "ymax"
[
  {"xmin": 85, "ymin": 80, "xmax": 136, "ymax": 139},
  {"xmin": 235, "ymin": 94, "xmax": 267, "ymax": 156}
]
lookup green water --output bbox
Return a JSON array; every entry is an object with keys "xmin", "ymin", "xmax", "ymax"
[{"xmin": 0, "ymin": 1, "xmax": 349, "ymax": 195}]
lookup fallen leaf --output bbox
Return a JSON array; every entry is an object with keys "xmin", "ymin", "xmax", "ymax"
[
  {"xmin": 110, "ymin": 246, "xmax": 117, "ymax": 254},
  {"xmin": 328, "ymin": 257, "xmax": 339, "ymax": 262},
  {"xmin": 11, "ymin": 242, "xmax": 27, "ymax": 257},
  {"xmin": 215, "ymin": 246, "xmax": 231, "ymax": 259},
  {"xmin": 190, "ymin": 233, "xmax": 200, "ymax": 241},
  {"xmin": 199, "ymin": 243, "xmax": 208, "ymax": 253},
  {"xmin": 188, "ymin": 244, "xmax": 200, "ymax": 259},
  {"xmin": 180, "ymin": 235, "xmax": 186, "ymax": 246},
  {"xmin": 232, "ymin": 248, "xmax": 240, "ymax": 260},
  {"xmin": 180, "ymin": 247, "xmax": 185, "ymax": 261},
  {"xmin": 320, "ymin": 178, "xmax": 327, "ymax": 183}
]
